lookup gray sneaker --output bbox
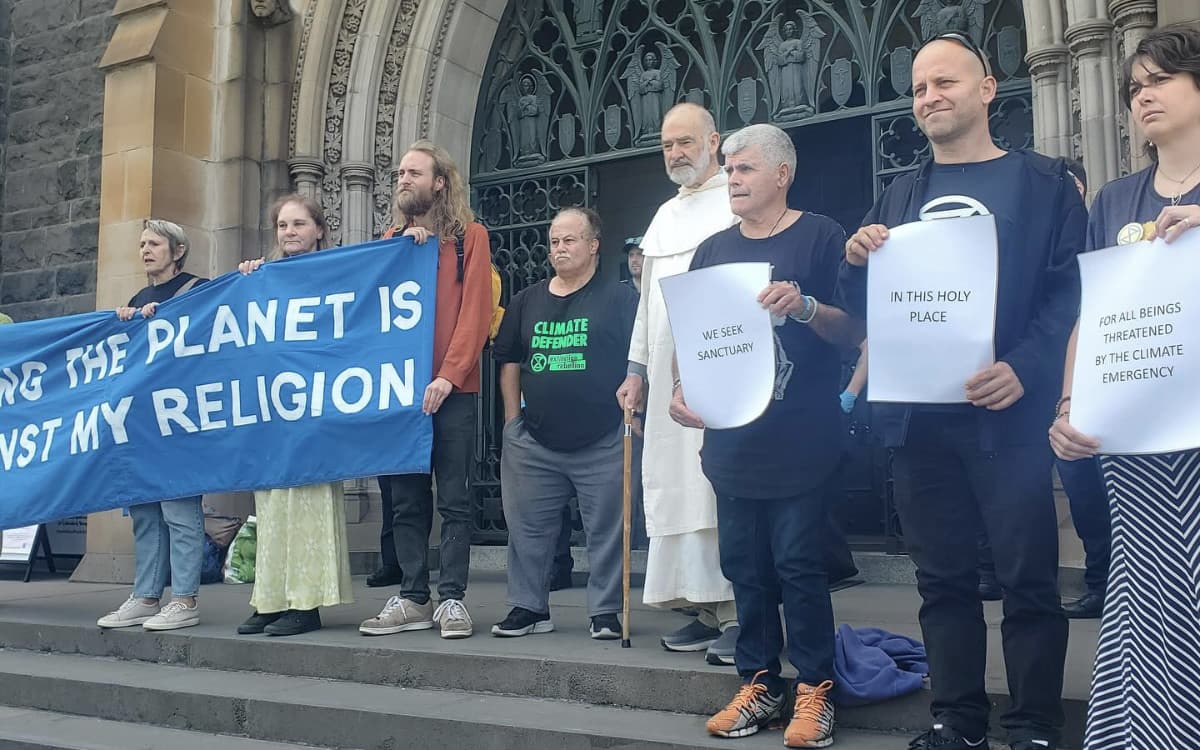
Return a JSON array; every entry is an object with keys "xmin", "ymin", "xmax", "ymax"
[
  {"xmin": 97, "ymin": 596, "xmax": 159, "ymax": 628},
  {"xmin": 433, "ymin": 599, "xmax": 474, "ymax": 639},
  {"xmin": 705, "ymin": 625, "xmax": 739, "ymax": 666},
  {"xmin": 142, "ymin": 600, "xmax": 200, "ymax": 631},
  {"xmin": 359, "ymin": 596, "xmax": 434, "ymax": 635}
]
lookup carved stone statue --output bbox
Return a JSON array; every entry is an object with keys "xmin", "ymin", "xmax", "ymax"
[
  {"xmin": 249, "ymin": 0, "xmax": 293, "ymax": 26},
  {"xmin": 573, "ymin": 0, "xmax": 603, "ymax": 42},
  {"xmin": 757, "ymin": 12, "xmax": 825, "ymax": 119},
  {"xmin": 621, "ymin": 43, "xmax": 679, "ymax": 145},
  {"xmin": 500, "ymin": 71, "xmax": 553, "ymax": 167},
  {"xmin": 913, "ymin": 0, "xmax": 990, "ymax": 44}
]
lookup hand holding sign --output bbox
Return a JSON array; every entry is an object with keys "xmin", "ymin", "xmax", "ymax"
[
  {"xmin": 865, "ymin": 214, "xmax": 999, "ymax": 404},
  {"xmin": 660, "ymin": 262, "xmax": 774, "ymax": 429}
]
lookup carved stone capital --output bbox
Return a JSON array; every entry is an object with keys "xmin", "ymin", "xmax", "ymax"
[
  {"xmin": 1108, "ymin": 0, "xmax": 1157, "ymax": 33},
  {"xmin": 340, "ymin": 162, "xmax": 376, "ymax": 189},
  {"xmin": 249, "ymin": 0, "xmax": 294, "ymax": 27},
  {"xmin": 287, "ymin": 157, "xmax": 325, "ymax": 184},
  {"xmin": 1065, "ymin": 19, "xmax": 1115, "ymax": 58},
  {"xmin": 1025, "ymin": 45, "xmax": 1069, "ymax": 79}
]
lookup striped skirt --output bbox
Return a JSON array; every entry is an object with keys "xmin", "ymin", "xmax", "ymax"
[{"xmin": 1085, "ymin": 451, "xmax": 1200, "ymax": 749}]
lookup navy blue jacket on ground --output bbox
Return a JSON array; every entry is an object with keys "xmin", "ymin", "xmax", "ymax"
[{"xmin": 838, "ymin": 150, "xmax": 1087, "ymax": 449}]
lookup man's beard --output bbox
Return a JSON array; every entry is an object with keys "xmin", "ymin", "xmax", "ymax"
[
  {"xmin": 396, "ymin": 187, "xmax": 435, "ymax": 217},
  {"xmin": 667, "ymin": 149, "xmax": 711, "ymax": 187}
]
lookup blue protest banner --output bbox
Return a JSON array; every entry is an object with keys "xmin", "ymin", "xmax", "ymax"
[{"xmin": 0, "ymin": 236, "xmax": 437, "ymax": 530}]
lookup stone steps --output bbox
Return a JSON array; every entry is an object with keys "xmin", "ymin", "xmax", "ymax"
[
  {"xmin": 0, "ymin": 577, "xmax": 1095, "ymax": 748},
  {"xmin": 0, "ymin": 649, "xmax": 912, "ymax": 749},
  {"xmin": 0, "ymin": 706, "xmax": 315, "ymax": 750}
]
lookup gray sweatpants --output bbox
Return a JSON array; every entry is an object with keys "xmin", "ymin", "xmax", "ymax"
[{"xmin": 501, "ymin": 416, "xmax": 623, "ymax": 618}]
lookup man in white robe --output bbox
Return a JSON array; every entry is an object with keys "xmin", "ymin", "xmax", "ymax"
[{"xmin": 616, "ymin": 103, "xmax": 739, "ymax": 664}]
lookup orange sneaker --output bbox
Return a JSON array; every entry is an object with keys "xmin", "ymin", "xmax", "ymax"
[
  {"xmin": 705, "ymin": 670, "xmax": 784, "ymax": 738},
  {"xmin": 784, "ymin": 680, "xmax": 835, "ymax": 748}
]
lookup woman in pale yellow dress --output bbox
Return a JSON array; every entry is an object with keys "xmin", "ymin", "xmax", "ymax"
[{"xmin": 234, "ymin": 194, "xmax": 354, "ymax": 636}]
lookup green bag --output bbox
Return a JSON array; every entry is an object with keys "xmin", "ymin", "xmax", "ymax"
[{"xmin": 223, "ymin": 515, "xmax": 257, "ymax": 584}]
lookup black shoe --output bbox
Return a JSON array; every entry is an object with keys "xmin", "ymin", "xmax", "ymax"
[
  {"xmin": 264, "ymin": 608, "xmax": 322, "ymax": 636},
  {"xmin": 237, "ymin": 610, "xmax": 282, "ymax": 635},
  {"xmin": 549, "ymin": 567, "xmax": 574, "ymax": 591},
  {"xmin": 660, "ymin": 618, "xmax": 721, "ymax": 652},
  {"xmin": 978, "ymin": 573, "xmax": 1003, "ymax": 601},
  {"xmin": 589, "ymin": 614, "xmax": 621, "ymax": 640},
  {"xmin": 705, "ymin": 625, "xmax": 739, "ymax": 666},
  {"xmin": 908, "ymin": 724, "xmax": 987, "ymax": 749},
  {"xmin": 491, "ymin": 607, "xmax": 554, "ymax": 637},
  {"xmin": 1010, "ymin": 741, "xmax": 1055, "ymax": 750},
  {"xmin": 1062, "ymin": 591, "xmax": 1104, "ymax": 619},
  {"xmin": 366, "ymin": 566, "xmax": 402, "ymax": 588}
]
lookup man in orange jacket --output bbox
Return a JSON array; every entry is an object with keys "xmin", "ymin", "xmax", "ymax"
[{"xmin": 359, "ymin": 140, "xmax": 494, "ymax": 640}]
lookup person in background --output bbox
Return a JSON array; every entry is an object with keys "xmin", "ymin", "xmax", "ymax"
[
  {"xmin": 97, "ymin": 219, "xmax": 207, "ymax": 633},
  {"xmin": 1050, "ymin": 22, "xmax": 1200, "ymax": 749},
  {"xmin": 622, "ymin": 237, "xmax": 644, "ymax": 293},
  {"xmin": 1053, "ymin": 158, "xmax": 1111, "ymax": 621},
  {"xmin": 235, "ymin": 194, "xmax": 354, "ymax": 637}
]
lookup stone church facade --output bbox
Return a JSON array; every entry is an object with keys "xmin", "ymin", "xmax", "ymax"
[{"xmin": 0, "ymin": 0, "xmax": 1195, "ymax": 579}]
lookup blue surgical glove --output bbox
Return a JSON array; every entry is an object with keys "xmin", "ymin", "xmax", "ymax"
[{"xmin": 839, "ymin": 390, "xmax": 857, "ymax": 414}]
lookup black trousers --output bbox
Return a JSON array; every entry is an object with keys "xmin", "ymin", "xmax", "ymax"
[
  {"xmin": 1057, "ymin": 456, "xmax": 1110, "ymax": 596},
  {"xmin": 380, "ymin": 392, "xmax": 476, "ymax": 605},
  {"xmin": 893, "ymin": 412, "xmax": 1067, "ymax": 744}
]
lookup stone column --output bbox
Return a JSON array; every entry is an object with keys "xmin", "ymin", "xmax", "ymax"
[
  {"xmin": 340, "ymin": 162, "xmax": 375, "ymax": 246},
  {"xmin": 287, "ymin": 157, "xmax": 325, "ymax": 200},
  {"xmin": 1066, "ymin": 16, "xmax": 1121, "ymax": 195},
  {"xmin": 80, "ymin": 0, "xmax": 257, "ymax": 583},
  {"xmin": 1110, "ymin": 0, "xmax": 1159, "ymax": 173},
  {"xmin": 1027, "ymin": 46, "xmax": 1073, "ymax": 158}
]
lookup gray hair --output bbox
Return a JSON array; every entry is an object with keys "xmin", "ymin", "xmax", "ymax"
[
  {"xmin": 721, "ymin": 124, "xmax": 797, "ymax": 182},
  {"xmin": 143, "ymin": 218, "xmax": 190, "ymax": 271}
]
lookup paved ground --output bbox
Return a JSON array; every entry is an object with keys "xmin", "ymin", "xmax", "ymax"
[{"xmin": 0, "ymin": 567, "xmax": 1100, "ymax": 701}]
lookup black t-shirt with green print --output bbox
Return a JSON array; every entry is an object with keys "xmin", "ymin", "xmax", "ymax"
[{"xmin": 493, "ymin": 273, "xmax": 637, "ymax": 452}]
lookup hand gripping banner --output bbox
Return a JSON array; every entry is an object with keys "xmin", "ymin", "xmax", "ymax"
[{"xmin": 0, "ymin": 236, "xmax": 437, "ymax": 530}]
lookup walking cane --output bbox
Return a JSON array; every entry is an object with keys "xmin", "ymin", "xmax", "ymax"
[{"xmin": 621, "ymin": 406, "xmax": 633, "ymax": 648}]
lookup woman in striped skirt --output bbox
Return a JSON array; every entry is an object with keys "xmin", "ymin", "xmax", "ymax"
[{"xmin": 1050, "ymin": 23, "xmax": 1200, "ymax": 750}]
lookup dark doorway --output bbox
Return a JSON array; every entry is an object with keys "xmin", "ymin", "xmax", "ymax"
[
  {"xmin": 788, "ymin": 116, "xmax": 874, "ymax": 234},
  {"xmin": 593, "ymin": 152, "xmax": 675, "ymax": 283}
]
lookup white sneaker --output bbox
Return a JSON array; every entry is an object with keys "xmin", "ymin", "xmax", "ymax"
[
  {"xmin": 142, "ymin": 600, "xmax": 200, "ymax": 631},
  {"xmin": 433, "ymin": 599, "xmax": 473, "ymax": 639},
  {"xmin": 97, "ymin": 596, "xmax": 159, "ymax": 628}
]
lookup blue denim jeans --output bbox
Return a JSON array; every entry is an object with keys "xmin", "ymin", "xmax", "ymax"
[
  {"xmin": 130, "ymin": 496, "xmax": 204, "ymax": 599},
  {"xmin": 716, "ymin": 489, "xmax": 835, "ymax": 694}
]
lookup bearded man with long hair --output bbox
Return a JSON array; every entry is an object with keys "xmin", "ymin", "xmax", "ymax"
[{"xmin": 360, "ymin": 140, "xmax": 494, "ymax": 641}]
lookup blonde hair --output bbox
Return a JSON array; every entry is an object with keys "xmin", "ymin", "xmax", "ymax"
[
  {"xmin": 267, "ymin": 193, "xmax": 328, "ymax": 260},
  {"xmin": 394, "ymin": 140, "xmax": 475, "ymax": 239}
]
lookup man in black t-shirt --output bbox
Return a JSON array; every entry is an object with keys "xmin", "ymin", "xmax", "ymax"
[
  {"xmin": 491, "ymin": 207, "xmax": 638, "ymax": 640},
  {"xmin": 671, "ymin": 124, "xmax": 863, "ymax": 747},
  {"xmin": 840, "ymin": 35, "xmax": 1084, "ymax": 750}
]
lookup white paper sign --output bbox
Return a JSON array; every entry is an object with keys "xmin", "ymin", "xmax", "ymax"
[
  {"xmin": 0, "ymin": 525, "xmax": 37, "ymax": 563},
  {"xmin": 1072, "ymin": 230, "xmax": 1200, "ymax": 454},
  {"xmin": 867, "ymin": 214, "xmax": 998, "ymax": 403},
  {"xmin": 660, "ymin": 262, "xmax": 774, "ymax": 429}
]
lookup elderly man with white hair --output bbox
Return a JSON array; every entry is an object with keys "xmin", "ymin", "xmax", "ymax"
[
  {"xmin": 615, "ymin": 102, "xmax": 740, "ymax": 664},
  {"xmin": 671, "ymin": 123, "xmax": 862, "ymax": 747}
]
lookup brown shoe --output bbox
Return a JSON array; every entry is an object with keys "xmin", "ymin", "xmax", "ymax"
[{"xmin": 784, "ymin": 680, "xmax": 835, "ymax": 748}]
